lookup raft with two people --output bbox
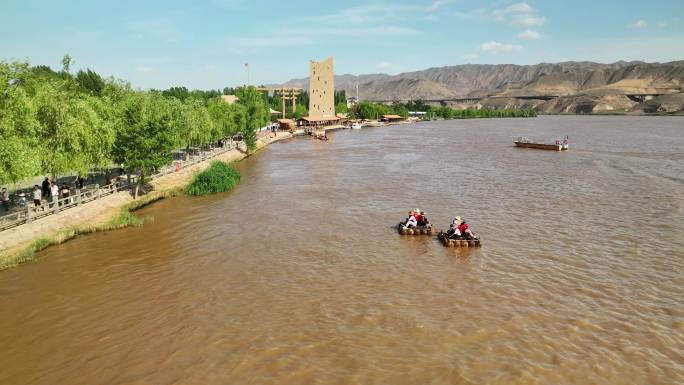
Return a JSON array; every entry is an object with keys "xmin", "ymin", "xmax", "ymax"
[
  {"xmin": 437, "ymin": 216, "xmax": 482, "ymax": 247},
  {"xmin": 397, "ymin": 208, "xmax": 433, "ymax": 235},
  {"xmin": 398, "ymin": 210, "xmax": 482, "ymax": 247}
]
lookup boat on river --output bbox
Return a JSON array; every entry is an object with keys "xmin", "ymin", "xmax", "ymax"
[
  {"xmin": 351, "ymin": 122, "xmax": 362, "ymax": 130},
  {"xmin": 397, "ymin": 223, "xmax": 433, "ymax": 235},
  {"xmin": 437, "ymin": 231, "xmax": 482, "ymax": 247},
  {"xmin": 514, "ymin": 136, "xmax": 569, "ymax": 151}
]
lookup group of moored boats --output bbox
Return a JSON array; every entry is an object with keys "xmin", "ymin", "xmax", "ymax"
[{"xmin": 397, "ymin": 209, "xmax": 482, "ymax": 248}]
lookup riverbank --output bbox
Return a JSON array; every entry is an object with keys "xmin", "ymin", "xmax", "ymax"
[{"xmin": 0, "ymin": 131, "xmax": 293, "ymax": 270}]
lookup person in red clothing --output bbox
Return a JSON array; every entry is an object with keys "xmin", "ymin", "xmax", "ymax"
[
  {"xmin": 457, "ymin": 220, "xmax": 470, "ymax": 239},
  {"xmin": 447, "ymin": 216, "xmax": 476, "ymax": 240},
  {"xmin": 417, "ymin": 210, "xmax": 429, "ymax": 227}
]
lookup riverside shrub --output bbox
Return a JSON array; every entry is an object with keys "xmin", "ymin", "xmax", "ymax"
[{"xmin": 186, "ymin": 161, "xmax": 241, "ymax": 196}]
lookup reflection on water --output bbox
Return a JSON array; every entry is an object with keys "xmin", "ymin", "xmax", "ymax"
[{"xmin": 1, "ymin": 116, "xmax": 683, "ymax": 385}]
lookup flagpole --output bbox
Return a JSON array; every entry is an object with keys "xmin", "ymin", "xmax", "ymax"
[{"xmin": 245, "ymin": 62, "xmax": 250, "ymax": 86}]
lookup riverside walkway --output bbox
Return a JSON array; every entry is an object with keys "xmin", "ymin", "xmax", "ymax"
[
  {"xmin": 0, "ymin": 131, "xmax": 293, "ymax": 260},
  {"xmin": 0, "ymin": 140, "xmax": 240, "ymax": 232}
]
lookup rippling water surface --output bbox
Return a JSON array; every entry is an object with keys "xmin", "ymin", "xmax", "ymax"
[{"xmin": 1, "ymin": 116, "xmax": 683, "ymax": 385}]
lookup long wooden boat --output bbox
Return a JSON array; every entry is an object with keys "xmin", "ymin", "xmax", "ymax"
[
  {"xmin": 514, "ymin": 141, "xmax": 563, "ymax": 151},
  {"xmin": 514, "ymin": 137, "xmax": 569, "ymax": 151}
]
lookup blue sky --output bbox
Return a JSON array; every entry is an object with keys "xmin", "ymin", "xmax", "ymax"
[{"xmin": 2, "ymin": 0, "xmax": 683, "ymax": 89}]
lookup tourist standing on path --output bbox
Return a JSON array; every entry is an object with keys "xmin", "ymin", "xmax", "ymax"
[
  {"xmin": 50, "ymin": 182, "xmax": 59, "ymax": 203},
  {"xmin": 32, "ymin": 185, "xmax": 42, "ymax": 208},
  {"xmin": 1, "ymin": 188, "xmax": 9, "ymax": 212},
  {"xmin": 76, "ymin": 175, "xmax": 85, "ymax": 189},
  {"xmin": 41, "ymin": 177, "xmax": 50, "ymax": 198}
]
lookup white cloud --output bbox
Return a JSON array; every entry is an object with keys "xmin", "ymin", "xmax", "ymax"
[
  {"xmin": 428, "ymin": 0, "xmax": 459, "ymax": 11},
  {"xmin": 454, "ymin": 8, "xmax": 487, "ymax": 20},
  {"xmin": 630, "ymin": 20, "xmax": 648, "ymax": 28},
  {"xmin": 656, "ymin": 20, "xmax": 668, "ymax": 28},
  {"xmin": 477, "ymin": 41, "xmax": 522, "ymax": 54},
  {"xmin": 512, "ymin": 14, "xmax": 546, "ymax": 27},
  {"xmin": 504, "ymin": 2, "xmax": 535, "ymax": 14},
  {"xmin": 378, "ymin": 61, "xmax": 391, "ymax": 69},
  {"xmin": 491, "ymin": 2, "xmax": 546, "ymax": 27},
  {"xmin": 516, "ymin": 29, "xmax": 542, "ymax": 39}
]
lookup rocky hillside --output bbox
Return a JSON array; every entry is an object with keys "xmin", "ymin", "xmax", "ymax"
[{"xmin": 279, "ymin": 61, "xmax": 684, "ymax": 113}]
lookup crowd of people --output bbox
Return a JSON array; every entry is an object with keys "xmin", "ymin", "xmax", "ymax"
[{"xmin": 1, "ymin": 175, "xmax": 87, "ymax": 213}]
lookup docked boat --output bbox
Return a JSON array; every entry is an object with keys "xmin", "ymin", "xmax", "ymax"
[
  {"xmin": 514, "ymin": 136, "xmax": 569, "ymax": 151},
  {"xmin": 437, "ymin": 231, "xmax": 482, "ymax": 247},
  {"xmin": 351, "ymin": 122, "xmax": 362, "ymax": 130},
  {"xmin": 397, "ymin": 223, "xmax": 433, "ymax": 235}
]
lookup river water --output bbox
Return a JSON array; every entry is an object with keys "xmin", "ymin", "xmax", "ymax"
[{"xmin": 1, "ymin": 116, "xmax": 682, "ymax": 385}]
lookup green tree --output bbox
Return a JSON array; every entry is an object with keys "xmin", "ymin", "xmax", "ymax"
[
  {"xmin": 76, "ymin": 69, "xmax": 105, "ymax": 96},
  {"xmin": 0, "ymin": 61, "xmax": 41, "ymax": 185},
  {"xmin": 33, "ymin": 83, "xmax": 106, "ymax": 178},
  {"xmin": 294, "ymin": 104, "xmax": 308, "ymax": 119},
  {"xmin": 207, "ymin": 99, "xmax": 248, "ymax": 139},
  {"xmin": 236, "ymin": 86, "xmax": 269, "ymax": 151},
  {"xmin": 61, "ymin": 54, "xmax": 73, "ymax": 73},
  {"xmin": 392, "ymin": 103, "xmax": 409, "ymax": 119},
  {"xmin": 335, "ymin": 102, "xmax": 348, "ymax": 114},
  {"xmin": 162, "ymin": 86, "xmax": 190, "ymax": 101},
  {"xmin": 113, "ymin": 93, "xmax": 177, "ymax": 198}
]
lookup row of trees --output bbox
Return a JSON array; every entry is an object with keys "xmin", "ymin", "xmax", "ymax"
[
  {"xmin": 347, "ymin": 101, "xmax": 536, "ymax": 120},
  {"xmin": 353, "ymin": 101, "xmax": 409, "ymax": 120},
  {"xmin": 425, "ymin": 106, "xmax": 537, "ymax": 119},
  {"xmin": 0, "ymin": 57, "xmax": 270, "ymax": 196}
]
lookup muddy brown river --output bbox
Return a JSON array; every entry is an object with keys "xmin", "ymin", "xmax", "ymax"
[{"xmin": 1, "ymin": 116, "xmax": 683, "ymax": 385}]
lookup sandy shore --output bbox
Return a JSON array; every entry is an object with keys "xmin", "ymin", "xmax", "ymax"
[{"xmin": 0, "ymin": 131, "xmax": 293, "ymax": 268}]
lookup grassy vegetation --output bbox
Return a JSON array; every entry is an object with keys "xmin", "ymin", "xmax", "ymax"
[
  {"xmin": 5, "ymin": 238, "xmax": 52, "ymax": 268},
  {"xmin": 186, "ymin": 161, "xmax": 241, "ymax": 196},
  {"xmin": 109, "ymin": 207, "xmax": 144, "ymax": 228}
]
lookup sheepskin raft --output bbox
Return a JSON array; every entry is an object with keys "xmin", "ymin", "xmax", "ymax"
[
  {"xmin": 397, "ymin": 223, "xmax": 433, "ymax": 235},
  {"xmin": 437, "ymin": 231, "xmax": 482, "ymax": 247}
]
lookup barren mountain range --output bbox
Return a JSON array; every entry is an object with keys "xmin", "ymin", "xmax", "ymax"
[{"xmin": 279, "ymin": 61, "xmax": 684, "ymax": 113}]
